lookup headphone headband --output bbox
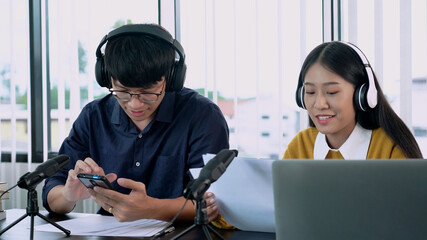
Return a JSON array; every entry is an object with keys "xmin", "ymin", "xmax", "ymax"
[
  {"xmin": 95, "ymin": 24, "xmax": 185, "ymax": 62},
  {"xmin": 95, "ymin": 24, "xmax": 186, "ymax": 92},
  {"xmin": 340, "ymin": 41, "xmax": 378, "ymax": 109}
]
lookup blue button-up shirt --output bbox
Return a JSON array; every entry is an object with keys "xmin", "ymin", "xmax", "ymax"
[{"xmin": 42, "ymin": 88, "xmax": 229, "ymax": 212}]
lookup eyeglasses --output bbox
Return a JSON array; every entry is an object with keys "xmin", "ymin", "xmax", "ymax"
[{"xmin": 109, "ymin": 82, "xmax": 165, "ymax": 103}]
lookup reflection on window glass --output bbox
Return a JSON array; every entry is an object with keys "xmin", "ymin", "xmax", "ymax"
[
  {"xmin": 47, "ymin": 0, "xmax": 158, "ymax": 151},
  {"xmin": 0, "ymin": 0, "xmax": 30, "ymax": 155}
]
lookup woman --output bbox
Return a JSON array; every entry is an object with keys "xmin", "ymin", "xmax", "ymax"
[
  {"xmin": 208, "ymin": 41, "xmax": 424, "ymax": 229},
  {"xmin": 284, "ymin": 41, "xmax": 422, "ymax": 159}
]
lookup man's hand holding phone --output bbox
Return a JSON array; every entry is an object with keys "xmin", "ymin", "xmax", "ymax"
[
  {"xmin": 77, "ymin": 173, "xmax": 115, "ymax": 190},
  {"xmin": 62, "ymin": 157, "xmax": 117, "ymax": 203}
]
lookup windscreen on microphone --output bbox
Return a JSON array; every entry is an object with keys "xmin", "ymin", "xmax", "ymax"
[
  {"xmin": 198, "ymin": 149, "xmax": 237, "ymax": 181},
  {"xmin": 38, "ymin": 154, "xmax": 70, "ymax": 177},
  {"xmin": 17, "ymin": 154, "xmax": 70, "ymax": 189},
  {"xmin": 185, "ymin": 149, "xmax": 238, "ymax": 200}
]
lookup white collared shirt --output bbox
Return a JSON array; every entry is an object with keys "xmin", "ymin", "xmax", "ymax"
[{"xmin": 313, "ymin": 123, "xmax": 372, "ymax": 160}]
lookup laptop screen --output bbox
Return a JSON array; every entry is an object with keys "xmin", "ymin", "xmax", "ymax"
[{"xmin": 272, "ymin": 159, "xmax": 427, "ymax": 240}]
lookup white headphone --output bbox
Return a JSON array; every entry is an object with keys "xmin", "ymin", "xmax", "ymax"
[{"xmin": 340, "ymin": 41, "xmax": 378, "ymax": 111}]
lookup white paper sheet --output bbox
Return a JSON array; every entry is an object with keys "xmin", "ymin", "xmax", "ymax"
[
  {"xmin": 34, "ymin": 214, "xmax": 169, "ymax": 237},
  {"xmin": 191, "ymin": 154, "xmax": 276, "ymax": 233}
]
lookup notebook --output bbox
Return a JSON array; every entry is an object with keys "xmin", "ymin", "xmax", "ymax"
[{"xmin": 272, "ymin": 160, "xmax": 427, "ymax": 240}]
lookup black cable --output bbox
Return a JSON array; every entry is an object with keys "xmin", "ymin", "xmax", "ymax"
[
  {"xmin": 0, "ymin": 183, "xmax": 17, "ymax": 199},
  {"xmin": 150, "ymin": 197, "xmax": 193, "ymax": 239}
]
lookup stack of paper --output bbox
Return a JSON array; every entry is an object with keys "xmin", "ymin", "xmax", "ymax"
[
  {"xmin": 35, "ymin": 215, "xmax": 170, "ymax": 237},
  {"xmin": 0, "ymin": 182, "xmax": 9, "ymax": 220}
]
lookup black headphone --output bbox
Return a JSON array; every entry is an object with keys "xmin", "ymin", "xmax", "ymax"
[
  {"xmin": 296, "ymin": 41, "xmax": 378, "ymax": 111},
  {"xmin": 95, "ymin": 24, "xmax": 187, "ymax": 92}
]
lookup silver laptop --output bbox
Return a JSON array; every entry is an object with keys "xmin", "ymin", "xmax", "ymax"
[{"xmin": 272, "ymin": 160, "xmax": 427, "ymax": 240}]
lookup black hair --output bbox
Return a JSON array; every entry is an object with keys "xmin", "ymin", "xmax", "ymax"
[
  {"xmin": 104, "ymin": 24, "xmax": 175, "ymax": 89},
  {"xmin": 298, "ymin": 41, "xmax": 423, "ymax": 158}
]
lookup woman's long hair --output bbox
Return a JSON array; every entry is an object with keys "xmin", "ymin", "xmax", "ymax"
[{"xmin": 297, "ymin": 41, "xmax": 422, "ymax": 158}]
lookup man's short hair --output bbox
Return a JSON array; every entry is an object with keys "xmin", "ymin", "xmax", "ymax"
[{"xmin": 104, "ymin": 24, "xmax": 175, "ymax": 89}]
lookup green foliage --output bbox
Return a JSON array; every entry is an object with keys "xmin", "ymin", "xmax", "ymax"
[
  {"xmin": 0, "ymin": 64, "xmax": 27, "ymax": 108},
  {"xmin": 1, "ymin": 64, "xmax": 11, "ymax": 90},
  {"xmin": 95, "ymin": 92, "xmax": 108, "ymax": 99},
  {"xmin": 194, "ymin": 88, "xmax": 227, "ymax": 100},
  {"xmin": 15, "ymin": 87, "xmax": 27, "ymax": 109},
  {"xmin": 50, "ymin": 85, "xmax": 70, "ymax": 109},
  {"xmin": 112, "ymin": 19, "xmax": 133, "ymax": 29},
  {"xmin": 78, "ymin": 41, "xmax": 87, "ymax": 74},
  {"xmin": 50, "ymin": 85, "xmax": 108, "ymax": 109},
  {"xmin": 80, "ymin": 86, "xmax": 88, "ymax": 101}
]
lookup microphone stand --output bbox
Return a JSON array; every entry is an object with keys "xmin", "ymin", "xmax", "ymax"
[
  {"xmin": 171, "ymin": 149, "xmax": 237, "ymax": 240},
  {"xmin": 0, "ymin": 186, "xmax": 71, "ymax": 239},
  {"xmin": 171, "ymin": 197, "xmax": 224, "ymax": 240}
]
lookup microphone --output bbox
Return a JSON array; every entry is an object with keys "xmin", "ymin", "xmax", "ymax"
[
  {"xmin": 184, "ymin": 149, "xmax": 238, "ymax": 200},
  {"xmin": 17, "ymin": 154, "xmax": 70, "ymax": 190}
]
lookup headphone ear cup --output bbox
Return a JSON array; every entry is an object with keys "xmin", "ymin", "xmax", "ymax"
[
  {"xmin": 354, "ymin": 83, "xmax": 368, "ymax": 111},
  {"xmin": 95, "ymin": 57, "xmax": 109, "ymax": 88},
  {"xmin": 166, "ymin": 60, "xmax": 186, "ymax": 92},
  {"xmin": 295, "ymin": 85, "xmax": 306, "ymax": 109}
]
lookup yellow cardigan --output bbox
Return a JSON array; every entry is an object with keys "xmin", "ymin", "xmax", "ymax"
[{"xmin": 283, "ymin": 127, "xmax": 406, "ymax": 159}]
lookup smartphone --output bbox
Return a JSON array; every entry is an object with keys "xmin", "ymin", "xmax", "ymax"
[{"xmin": 77, "ymin": 173, "xmax": 115, "ymax": 190}]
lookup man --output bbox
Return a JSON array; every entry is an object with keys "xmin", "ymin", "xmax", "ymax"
[{"xmin": 42, "ymin": 23, "xmax": 229, "ymax": 222}]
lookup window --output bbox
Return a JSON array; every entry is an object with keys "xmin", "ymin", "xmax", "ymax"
[
  {"xmin": 414, "ymin": 127, "xmax": 427, "ymax": 137},
  {"xmin": 0, "ymin": 1, "xmax": 30, "ymax": 162},
  {"xmin": 180, "ymin": 0, "xmax": 323, "ymax": 158},
  {"xmin": 1, "ymin": 0, "xmax": 426, "ymax": 191},
  {"xmin": 180, "ymin": 0, "xmax": 427, "ymax": 158},
  {"xmin": 261, "ymin": 132, "xmax": 270, "ymax": 137},
  {"xmin": 413, "ymin": 77, "xmax": 427, "ymax": 91},
  {"xmin": 47, "ymin": 0, "xmax": 158, "ymax": 152},
  {"xmin": 0, "ymin": 0, "xmax": 160, "ymax": 211}
]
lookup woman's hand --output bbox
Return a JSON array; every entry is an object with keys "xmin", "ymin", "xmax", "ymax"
[{"xmin": 205, "ymin": 192, "xmax": 220, "ymax": 222}]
